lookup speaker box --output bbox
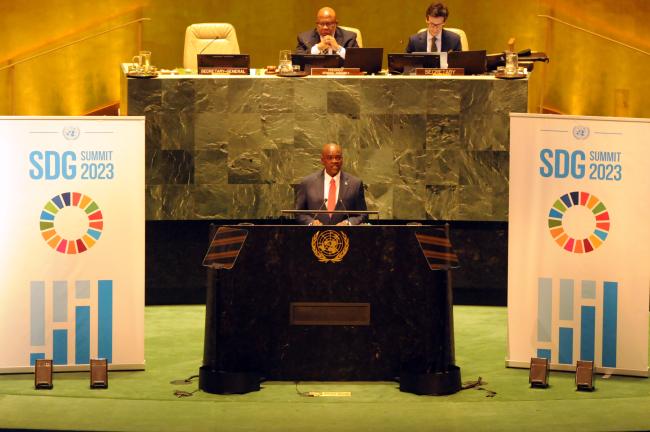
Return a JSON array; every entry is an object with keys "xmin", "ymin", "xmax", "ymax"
[
  {"xmin": 34, "ymin": 359, "xmax": 53, "ymax": 389},
  {"xmin": 90, "ymin": 358, "xmax": 108, "ymax": 389},
  {"xmin": 575, "ymin": 360, "xmax": 595, "ymax": 391},
  {"xmin": 529, "ymin": 357, "xmax": 550, "ymax": 388}
]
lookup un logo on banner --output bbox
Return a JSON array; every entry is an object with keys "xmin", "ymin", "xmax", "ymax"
[
  {"xmin": 572, "ymin": 125, "xmax": 590, "ymax": 140},
  {"xmin": 311, "ymin": 230, "xmax": 349, "ymax": 263},
  {"xmin": 62, "ymin": 126, "xmax": 80, "ymax": 140}
]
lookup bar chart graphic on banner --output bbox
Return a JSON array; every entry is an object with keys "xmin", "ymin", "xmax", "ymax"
[
  {"xmin": 30, "ymin": 280, "xmax": 113, "ymax": 366},
  {"xmin": 536, "ymin": 278, "xmax": 618, "ymax": 368}
]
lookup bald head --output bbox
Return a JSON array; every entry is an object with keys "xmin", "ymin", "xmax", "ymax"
[
  {"xmin": 320, "ymin": 143, "xmax": 343, "ymax": 177},
  {"xmin": 316, "ymin": 7, "xmax": 338, "ymax": 37},
  {"xmin": 317, "ymin": 7, "xmax": 336, "ymax": 21}
]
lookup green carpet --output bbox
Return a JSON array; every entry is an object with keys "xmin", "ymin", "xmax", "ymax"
[{"xmin": 1, "ymin": 305, "xmax": 649, "ymax": 431}]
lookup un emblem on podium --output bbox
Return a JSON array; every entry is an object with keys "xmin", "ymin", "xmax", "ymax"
[{"xmin": 311, "ymin": 230, "xmax": 350, "ymax": 263}]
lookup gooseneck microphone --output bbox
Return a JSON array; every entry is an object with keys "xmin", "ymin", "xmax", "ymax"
[
  {"xmin": 310, "ymin": 198, "xmax": 328, "ymax": 225},
  {"xmin": 198, "ymin": 33, "xmax": 222, "ymax": 56},
  {"xmin": 338, "ymin": 199, "xmax": 352, "ymax": 225}
]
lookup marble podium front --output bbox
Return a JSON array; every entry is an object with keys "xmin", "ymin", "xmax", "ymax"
[{"xmin": 122, "ymin": 72, "xmax": 528, "ymax": 222}]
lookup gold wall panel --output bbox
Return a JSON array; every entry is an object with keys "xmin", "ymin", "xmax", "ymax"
[
  {"xmin": 2, "ymin": 0, "xmax": 649, "ymax": 117},
  {"xmin": 0, "ymin": 1, "xmax": 146, "ymax": 115}
]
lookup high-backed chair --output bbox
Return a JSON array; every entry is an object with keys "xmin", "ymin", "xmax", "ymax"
[
  {"xmin": 417, "ymin": 27, "xmax": 468, "ymax": 51},
  {"xmin": 339, "ymin": 25, "xmax": 363, "ymax": 48},
  {"xmin": 183, "ymin": 23, "xmax": 240, "ymax": 70}
]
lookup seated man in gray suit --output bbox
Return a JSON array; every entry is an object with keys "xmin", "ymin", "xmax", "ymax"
[
  {"xmin": 295, "ymin": 6, "xmax": 359, "ymax": 59},
  {"xmin": 406, "ymin": 2, "xmax": 462, "ymax": 53},
  {"xmin": 295, "ymin": 143, "xmax": 368, "ymax": 226}
]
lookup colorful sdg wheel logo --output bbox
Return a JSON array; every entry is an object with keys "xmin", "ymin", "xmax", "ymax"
[
  {"xmin": 40, "ymin": 192, "xmax": 103, "ymax": 254},
  {"xmin": 548, "ymin": 191, "xmax": 610, "ymax": 253}
]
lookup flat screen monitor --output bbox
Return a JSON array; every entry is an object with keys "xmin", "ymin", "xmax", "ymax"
[
  {"xmin": 291, "ymin": 54, "xmax": 342, "ymax": 73},
  {"xmin": 387, "ymin": 53, "xmax": 441, "ymax": 75},
  {"xmin": 486, "ymin": 53, "xmax": 506, "ymax": 71},
  {"xmin": 197, "ymin": 54, "xmax": 250, "ymax": 73},
  {"xmin": 343, "ymin": 48, "xmax": 384, "ymax": 74},
  {"xmin": 447, "ymin": 50, "xmax": 487, "ymax": 75}
]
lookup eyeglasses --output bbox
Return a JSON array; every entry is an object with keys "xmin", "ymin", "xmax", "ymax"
[
  {"xmin": 426, "ymin": 21, "xmax": 445, "ymax": 28},
  {"xmin": 323, "ymin": 155, "xmax": 342, "ymax": 161},
  {"xmin": 316, "ymin": 21, "xmax": 337, "ymax": 28}
]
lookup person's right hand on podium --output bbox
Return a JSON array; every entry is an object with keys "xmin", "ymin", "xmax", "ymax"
[{"xmin": 311, "ymin": 219, "xmax": 323, "ymax": 226}]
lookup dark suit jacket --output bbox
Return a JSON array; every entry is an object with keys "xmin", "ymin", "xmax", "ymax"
[
  {"xmin": 295, "ymin": 27, "xmax": 359, "ymax": 54},
  {"xmin": 405, "ymin": 29, "xmax": 462, "ymax": 53},
  {"xmin": 295, "ymin": 170, "xmax": 368, "ymax": 225}
]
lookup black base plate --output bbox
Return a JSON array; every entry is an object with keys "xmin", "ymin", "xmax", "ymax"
[
  {"xmin": 199, "ymin": 366, "xmax": 261, "ymax": 394},
  {"xmin": 399, "ymin": 365, "xmax": 462, "ymax": 395}
]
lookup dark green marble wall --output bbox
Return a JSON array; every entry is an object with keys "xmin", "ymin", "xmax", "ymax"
[{"xmin": 125, "ymin": 75, "xmax": 528, "ymax": 221}]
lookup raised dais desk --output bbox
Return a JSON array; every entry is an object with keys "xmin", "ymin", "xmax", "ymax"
[{"xmin": 122, "ymin": 70, "xmax": 528, "ymax": 222}]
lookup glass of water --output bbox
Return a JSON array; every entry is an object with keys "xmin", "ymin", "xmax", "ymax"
[
  {"xmin": 505, "ymin": 51, "xmax": 518, "ymax": 76},
  {"xmin": 278, "ymin": 50, "xmax": 293, "ymax": 74}
]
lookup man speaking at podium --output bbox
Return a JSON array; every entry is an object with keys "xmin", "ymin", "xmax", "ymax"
[{"xmin": 295, "ymin": 143, "xmax": 368, "ymax": 226}]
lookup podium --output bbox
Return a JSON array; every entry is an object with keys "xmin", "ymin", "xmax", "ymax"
[{"xmin": 199, "ymin": 224, "xmax": 461, "ymax": 395}]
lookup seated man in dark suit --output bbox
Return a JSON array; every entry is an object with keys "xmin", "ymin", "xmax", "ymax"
[
  {"xmin": 406, "ymin": 2, "xmax": 462, "ymax": 53},
  {"xmin": 295, "ymin": 6, "xmax": 359, "ymax": 59},
  {"xmin": 295, "ymin": 143, "xmax": 368, "ymax": 226}
]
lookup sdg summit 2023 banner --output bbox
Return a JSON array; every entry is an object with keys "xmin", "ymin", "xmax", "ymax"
[
  {"xmin": 508, "ymin": 114, "xmax": 650, "ymax": 376},
  {"xmin": 0, "ymin": 117, "xmax": 145, "ymax": 372}
]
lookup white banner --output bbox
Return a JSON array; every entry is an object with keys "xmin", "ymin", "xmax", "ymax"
[
  {"xmin": 507, "ymin": 114, "xmax": 650, "ymax": 376},
  {"xmin": 0, "ymin": 117, "xmax": 145, "ymax": 372}
]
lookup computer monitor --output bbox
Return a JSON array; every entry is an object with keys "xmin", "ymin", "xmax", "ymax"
[
  {"xmin": 447, "ymin": 50, "xmax": 487, "ymax": 75},
  {"xmin": 387, "ymin": 53, "xmax": 441, "ymax": 75},
  {"xmin": 343, "ymin": 48, "xmax": 384, "ymax": 74},
  {"xmin": 486, "ymin": 53, "xmax": 506, "ymax": 71},
  {"xmin": 197, "ymin": 54, "xmax": 250, "ymax": 74},
  {"xmin": 291, "ymin": 54, "xmax": 342, "ymax": 73}
]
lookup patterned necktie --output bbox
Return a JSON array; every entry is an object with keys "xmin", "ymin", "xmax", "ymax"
[
  {"xmin": 431, "ymin": 37, "xmax": 438, "ymax": 52},
  {"xmin": 327, "ymin": 178, "xmax": 336, "ymax": 216}
]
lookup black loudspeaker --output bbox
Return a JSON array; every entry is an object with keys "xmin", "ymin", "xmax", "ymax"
[
  {"xmin": 34, "ymin": 359, "xmax": 53, "ymax": 389},
  {"xmin": 575, "ymin": 360, "xmax": 595, "ymax": 391},
  {"xmin": 90, "ymin": 358, "xmax": 108, "ymax": 389},
  {"xmin": 529, "ymin": 357, "xmax": 550, "ymax": 388}
]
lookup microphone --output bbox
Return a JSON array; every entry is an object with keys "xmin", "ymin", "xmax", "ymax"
[
  {"xmin": 198, "ymin": 33, "xmax": 222, "ymax": 56},
  {"xmin": 311, "ymin": 198, "xmax": 328, "ymax": 225},
  {"xmin": 196, "ymin": 31, "xmax": 223, "ymax": 70},
  {"xmin": 338, "ymin": 199, "xmax": 352, "ymax": 226}
]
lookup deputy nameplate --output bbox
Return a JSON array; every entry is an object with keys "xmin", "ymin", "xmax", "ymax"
[
  {"xmin": 198, "ymin": 67, "xmax": 249, "ymax": 75},
  {"xmin": 311, "ymin": 230, "xmax": 349, "ymax": 263},
  {"xmin": 415, "ymin": 68, "xmax": 464, "ymax": 76},
  {"xmin": 310, "ymin": 68, "xmax": 363, "ymax": 76}
]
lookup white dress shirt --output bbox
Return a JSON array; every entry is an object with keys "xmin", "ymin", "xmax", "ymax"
[
  {"xmin": 427, "ymin": 33, "xmax": 440, "ymax": 53},
  {"xmin": 310, "ymin": 43, "xmax": 346, "ymax": 59},
  {"xmin": 323, "ymin": 170, "xmax": 341, "ymax": 205},
  {"xmin": 427, "ymin": 33, "xmax": 448, "ymax": 67}
]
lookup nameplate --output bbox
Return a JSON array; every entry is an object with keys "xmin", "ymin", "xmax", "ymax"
[
  {"xmin": 310, "ymin": 68, "xmax": 363, "ymax": 76},
  {"xmin": 415, "ymin": 68, "xmax": 464, "ymax": 76},
  {"xmin": 198, "ymin": 67, "xmax": 250, "ymax": 75},
  {"xmin": 290, "ymin": 302, "xmax": 370, "ymax": 325}
]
